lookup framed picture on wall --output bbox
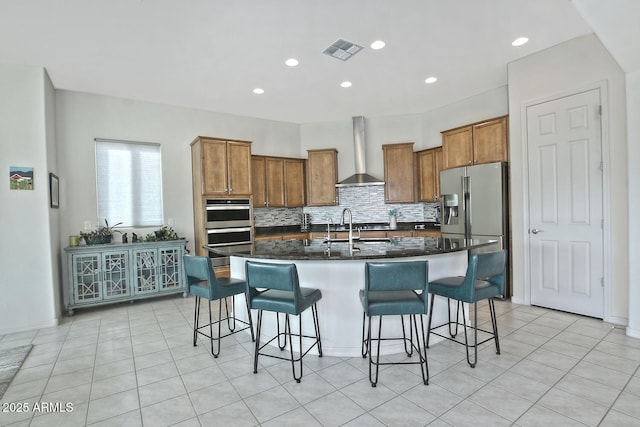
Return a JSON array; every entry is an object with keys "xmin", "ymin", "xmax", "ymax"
[
  {"xmin": 9, "ymin": 166, "xmax": 34, "ymax": 190},
  {"xmin": 49, "ymin": 173, "xmax": 59, "ymax": 208}
]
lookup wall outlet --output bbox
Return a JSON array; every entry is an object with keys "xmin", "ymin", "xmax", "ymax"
[{"xmin": 84, "ymin": 221, "xmax": 92, "ymax": 230}]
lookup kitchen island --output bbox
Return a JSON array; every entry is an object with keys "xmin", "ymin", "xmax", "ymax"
[{"xmin": 227, "ymin": 236, "xmax": 497, "ymax": 357}]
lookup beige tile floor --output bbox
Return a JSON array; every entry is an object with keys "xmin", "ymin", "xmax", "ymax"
[{"xmin": 0, "ymin": 296, "xmax": 639, "ymax": 426}]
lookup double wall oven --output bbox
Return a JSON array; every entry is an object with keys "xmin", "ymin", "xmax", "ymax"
[{"xmin": 204, "ymin": 198, "xmax": 253, "ymax": 267}]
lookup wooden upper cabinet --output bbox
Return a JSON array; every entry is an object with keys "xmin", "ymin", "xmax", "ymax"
[
  {"xmin": 383, "ymin": 142, "xmax": 415, "ymax": 203},
  {"xmin": 265, "ymin": 157, "xmax": 285, "ymax": 207},
  {"xmin": 472, "ymin": 116, "xmax": 509, "ymax": 165},
  {"xmin": 252, "ymin": 156, "xmax": 305, "ymax": 208},
  {"xmin": 201, "ymin": 139, "xmax": 228, "ymax": 194},
  {"xmin": 284, "ymin": 158, "xmax": 306, "ymax": 207},
  {"xmin": 307, "ymin": 149, "xmax": 338, "ymax": 206},
  {"xmin": 442, "ymin": 115, "xmax": 508, "ymax": 169},
  {"xmin": 417, "ymin": 146, "xmax": 442, "ymax": 202},
  {"xmin": 192, "ymin": 137, "xmax": 252, "ymax": 196},
  {"xmin": 442, "ymin": 126, "xmax": 473, "ymax": 169},
  {"xmin": 251, "ymin": 156, "xmax": 267, "ymax": 207},
  {"xmin": 226, "ymin": 141, "xmax": 252, "ymax": 195}
]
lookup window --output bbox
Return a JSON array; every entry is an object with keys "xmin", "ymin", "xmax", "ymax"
[{"xmin": 95, "ymin": 139, "xmax": 163, "ymax": 227}]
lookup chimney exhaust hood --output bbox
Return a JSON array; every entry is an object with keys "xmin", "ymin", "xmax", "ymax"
[{"xmin": 336, "ymin": 116, "xmax": 385, "ymax": 187}]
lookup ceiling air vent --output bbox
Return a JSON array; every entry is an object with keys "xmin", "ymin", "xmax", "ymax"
[{"xmin": 322, "ymin": 39, "xmax": 363, "ymax": 61}]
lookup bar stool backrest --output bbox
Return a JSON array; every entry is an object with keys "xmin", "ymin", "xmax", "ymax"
[
  {"xmin": 364, "ymin": 261, "xmax": 429, "ymax": 313},
  {"xmin": 460, "ymin": 250, "xmax": 507, "ymax": 302},
  {"xmin": 184, "ymin": 255, "xmax": 221, "ymax": 295},
  {"xmin": 245, "ymin": 261, "xmax": 302, "ymax": 309}
]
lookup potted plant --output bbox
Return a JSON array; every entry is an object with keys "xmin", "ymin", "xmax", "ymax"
[
  {"xmin": 389, "ymin": 209, "xmax": 398, "ymax": 230},
  {"xmin": 80, "ymin": 219, "xmax": 122, "ymax": 245}
]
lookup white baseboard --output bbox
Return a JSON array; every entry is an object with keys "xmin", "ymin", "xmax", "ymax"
[{"xmin": 626, "ymin": 326, "xmax": 640, "ymax": 339}]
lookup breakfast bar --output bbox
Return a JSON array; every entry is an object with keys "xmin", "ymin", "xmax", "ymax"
[{"xmin": 225, "ymin": 236, "xmax": 497, "ymax": 357}]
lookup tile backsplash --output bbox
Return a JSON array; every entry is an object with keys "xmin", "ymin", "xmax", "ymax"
[{"xmin": 253, "ymin": 185, "xmax": 439, "ymax": 227}]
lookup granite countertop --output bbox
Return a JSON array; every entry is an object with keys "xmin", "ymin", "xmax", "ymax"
[
  {"xmin": 254, "ymin": 222, "xmax": 441, "ymax": 236},
  {"xmin": 222, "ymin": 236, "xmax": 495, "ymax": 261}
]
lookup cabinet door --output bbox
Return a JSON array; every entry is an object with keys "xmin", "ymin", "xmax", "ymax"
[
  {"xmin": 417, "ymin": 149, "xmax": 437, "ymax": 202},
  {"xmin": 227, "ymin": 141, "xmax": 252, "ymax": 195},
  {"xmin": 202, "ymin": 139, "xmax": 229, "ymax": 195},
  {"xmin": 307, "ymin": 149, "xmax": 337, "ymax": 206},
  {"xmin": 102, "ymin": 251, "xmax": 130, "ymax": 299},
  {"xmin": 442, "ymin": 126, "xmax": 473, "ymax": 169},
  {"xmin": 133, "ymin": 249, "xmax": 158, "ymax": 295},
  {"xmin": 265, "ymin": 157, "xmax": 285, "ymax": 207},
  {"xmin": 284, "ymin": 159, "xmax": 306, "ymax": 207},
  {"xmin": 72, "ymin": 253, "xmax": 102, "ymax": 304},
  {"xmin": 434, "ymin": 147, "xmax": 443, "ymax": 200},
  {"xmin": 251, "ymin": 156, "xmax": 267, "ymax": 208},
  {"xmin": 472, "ymin": 116, "xmax": 508, "ymax": 165},
  {"xmin": 383, "ymin": 143, "xmax": 415, "ymax": 203},
  {"xmin": 158, "ymin": 247, "xmax": 182, "ymax": 291}
]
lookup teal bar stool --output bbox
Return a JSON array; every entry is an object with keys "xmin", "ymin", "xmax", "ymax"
[
  {"xmin": 360, "ymin": 260, "xmax": 430, "ymax": 387},
  {"xmin": 426, "ymin": 250, "xmax": 506, "ymax": 368},
  {"xmin": 183, "ymin": 255, "xmax": 254, "ymax": 358},
  {"xmin": 245, "ymin": 261, "xmax": 323, "ymax": 383}
]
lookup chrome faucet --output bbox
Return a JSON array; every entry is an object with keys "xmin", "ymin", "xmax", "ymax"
[
  {"xmin": 326, "ymin": 217, "xmax": 333, "ymax": 241},
  {"xmin": 340, "ymin": 208, "xmax": 354, "ymax": 244}
]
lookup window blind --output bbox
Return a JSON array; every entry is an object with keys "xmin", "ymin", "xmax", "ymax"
[{"xmin": 95, "ymin": 139, "xmax": 163, "ymax": 227}]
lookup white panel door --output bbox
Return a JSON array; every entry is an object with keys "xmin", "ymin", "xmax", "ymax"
[{"xmin": 527, "ymin": 89, "xmax": 603, "ymax": 318}]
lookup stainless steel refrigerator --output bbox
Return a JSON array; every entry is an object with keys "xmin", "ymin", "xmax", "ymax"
[{"xmin": 439, "ymin": 161, "xmax": 509, "ymax": 297}]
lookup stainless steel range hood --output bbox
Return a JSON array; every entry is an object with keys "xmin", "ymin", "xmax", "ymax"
[{"xmin": 336, "ymin": 116, "xmax": 385, "ymax": 187}]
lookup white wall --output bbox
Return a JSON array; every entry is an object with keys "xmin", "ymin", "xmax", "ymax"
[
  {"xmin": 0, "ymin": 64, "xmax": 58, "ymax": 334},
  {"xmin": 626, "ymin": 70, "xmax": 640, "ymax": 337},
  {"xmin": 507, "ymin": 34, "xmax": 628, "ymax": 323}
]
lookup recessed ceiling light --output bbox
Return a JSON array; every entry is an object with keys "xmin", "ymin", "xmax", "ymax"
[
  {"xmin": 341, "ymin": 81, "xmax": 352, "ymax": 88},
  {"xmin": 424, "ymin": 77, "xmax": 438, "ymax": 84},
  {"xmin": 285, "ymin": 58, "xmax": 299, "ymax": 67},
  {"xmin": 370, "ymin": 40, "xmax": 385, "ymax": 50},
  {"xmin": 512, "ymin": 37, "xmax": 529, "ymax": 47},
  {"xmin": 253, "ymin": 88, "xmax": 264, "ymax": 94}
]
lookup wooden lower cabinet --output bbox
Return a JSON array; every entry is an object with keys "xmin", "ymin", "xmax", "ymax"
[{"xmin": 413, "ymin": 230, "xmax": 442, "ymax": 238}]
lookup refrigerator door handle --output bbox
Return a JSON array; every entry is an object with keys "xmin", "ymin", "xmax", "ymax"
[{"xmin": 463, "ymin": 176, "xmax": 470, "ymax": 234}]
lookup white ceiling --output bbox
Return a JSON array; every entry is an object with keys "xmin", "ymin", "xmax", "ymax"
[{"xmin": 0, "ymin": 0, "xmax": 616, "ymax": 124}]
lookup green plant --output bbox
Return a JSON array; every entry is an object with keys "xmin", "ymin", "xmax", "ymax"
[
  {"xmin": 140, "ymin": 225, "xmax": 184, "ymax": 242},
  {"xmin": 80, "ymin": 219, "xmax": 122, "ymax": 245},
  {"xmin": 388, "ymin": 208, "xmax": 398, "ymax": 217}
]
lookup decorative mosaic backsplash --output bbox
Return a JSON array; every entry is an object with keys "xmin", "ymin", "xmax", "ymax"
[{"xmin": 253, "ymin": 185, "xmax": 439, "ymax": 227}]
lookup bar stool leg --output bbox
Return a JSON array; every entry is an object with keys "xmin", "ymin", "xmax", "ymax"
[
  {"xmin": 367, "ymin": 315, "xmax": 383, "ymax": 387},
  {"xmin": 489, "ymin": 299, "xmax": 501, "ymax": 354},
  {"xmin": 193, "ymin": 296, "xmax": 200, "ymax": 346},
  {"xmin": 415, "ymin": 314, "xmax": 429, "ymax": 385},
  {"xmin": 426, "ymin": 295, "xmax": 435, "ymax": 348},
  {"xmin": 312, "ymin": 304, "xmax": 323, "ymax": 357},
  {"xmin": 244, "ymin": 296, "xmax": 256, "ymax": 342},
  {"xmin": 361, "ymin": 311, "xmax": 368, "ymax": 358},
  {"xmin": 253, "ymin": 310, "xmax": 263, "ymax": 374}
]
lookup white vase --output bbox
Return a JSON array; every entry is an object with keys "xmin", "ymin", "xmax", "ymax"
[{"xmin": 389, "ymin": 215, "xmax": 397, "ymax": 230}]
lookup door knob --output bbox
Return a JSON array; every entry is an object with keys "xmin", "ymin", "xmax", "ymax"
[{"xmin": 531, "ymin": 228, "xmax": 544, "ymax": 234}]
